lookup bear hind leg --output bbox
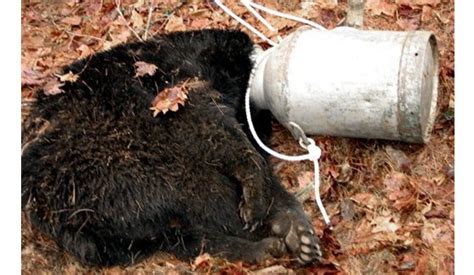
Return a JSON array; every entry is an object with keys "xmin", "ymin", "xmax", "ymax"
[{"xmin": 169, "ymin": 229, "xmax": 286, "ymax": 264}]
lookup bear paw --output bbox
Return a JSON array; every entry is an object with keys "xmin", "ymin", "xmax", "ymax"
[
  {"xmin": 243, "ymin": 237, "xmax": 286, "ymax": 263},
  {"xmin": 270, "ymin": 211, "xmax": 322, "ymax": 265}
]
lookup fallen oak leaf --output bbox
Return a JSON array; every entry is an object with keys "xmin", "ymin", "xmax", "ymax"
[
  {"xmin": 134, "ymin": 61, "xmax": 158, "ymax": 77},
  {"xmin": 150, "ymin": 82, "xmax": 190, "ymax": 116},
  {"xmin": 150, "ymin": 78, "xmax": 206, "ymax": 117}
]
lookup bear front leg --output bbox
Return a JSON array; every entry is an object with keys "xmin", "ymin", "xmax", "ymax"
[
  {"xmin": 213, "ymin": 120, "xmax": 273, "ymax": 231},
  {"xmin": 231, "ymin": 151, "xmax": 272, "ymax": 231}
]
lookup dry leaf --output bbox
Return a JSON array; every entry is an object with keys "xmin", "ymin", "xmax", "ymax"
[
  {"xmin": 133, "ymin": 0, "xmax": 145, "ymax": 8},
  {"xmin": 383, "ymin": 172, "xmax": 407, "ymax": 191},
  {"xmin": 65, "ymin": 0, "xmax": 79, "ymax": 7},
  {"xmin": 131, "ymin": 9, "xmax": 144, "ymax": 29},
  {"xmin": 134, "ymin": 61, "xmax": 158, "ymax": 77},
  {"xmin": 104, "ymin": 22, "xmax": 132, "ymax": 50},
  {"xmin": 253, "ymin": 265, "xmax": 289, "ymax": 274},
  {"xmin": 397, "ymin": 17, "xmax": 421, "ymax": 30},
  {"xmin": 22, "ymin": 67, "xmax": 45, "ymax": 86},
  {"xmin": 150, "ymin": 81, "xmax": 190, "ymax": 116},
  {"xmin": 318, "ymin": 0, "xmax": 338, "ymax": 10},
  {"xmin": 371, "ymin": 216, "xmax": 399, "ymax": 233},
  {"xmin": 351, "ymin": 192, "xmax": 379, "ymax": 209},
  {"xmin": 414, "ymin": 254, "xmax": 430, "ymax": 274},
  {"xmin": 165, "ymin": 15, "xmax": 186, "ymax": 32},
  {"xmin": 335, "ymin": 162, "xmax": 352, "ymax": 183},
  {"xmin": 77, "ymin": 44, "xmax": 94, "ymax": 59},
  {"xmin": 190, "ymin": 18, "xmax": 211, "ymax": 29},
  {"xmin": 397, "ymin": 4, "xmax": 421, "ymax": 30},
  {"xmin": 150, "ymin": 79, "xmax": 205, "ymax": 116},
  {"xmin": 366, "ymin": 0, "xmax": 398, "ymax": 17},
  {"xmin": 43, "ymin": 78, "xmax": 65, "ymax": 95},
  {"xmin": 297, "ymin": 171, "xmax": 314, "ymax": 187},
  {"xmin": 383, "ymin": 172, "xmax": 415, "ymax": 210},
  {"xmin": 192, "ymin": 253, "xmax": 211, "ymax": 270},
  {"xmin": 57, "ymin": 71, "xmax": 79, "ymax": 83},
  {"xmin": 421, "ymin": 220, "xmax": 453, "ymax": 246},
  {"xmin": 421, "ymin": 5, "xmax": 433, "ymax": 22},
  {"xmin": 61, "ymin": 16, "xmax": 82, "ymax": 26}
]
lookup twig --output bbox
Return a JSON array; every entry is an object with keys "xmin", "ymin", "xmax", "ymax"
[
  {"xmin": 115, "ymin": 0, "xmax": 143, "ymax": 41},
  {"xmin": 157, "ymin": 12, "xmax": 175, "ymax": 32},
  {"xmin": 144, "ymin": 0, "xmax": 154, "ymax": 40},
  {"xmin": 433, "ymin": 10, "xmax": 449, "ymax": 25}
]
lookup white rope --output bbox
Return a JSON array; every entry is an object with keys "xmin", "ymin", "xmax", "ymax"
[
  {"xmin": 215, "ymin": 0, "xmax": 331, "ymax": 226},
  {"xmin": 240, "ymin": 0, "xmax": 283, "ymax": 43},
  {"xmin": 245, "ymin": 51, "xmax": 331, "ymax": 226},
  {"xmin": 214, "ymin": 0, "xmax": 278, "ymax": 46},
  {"xmin": 243, "ymin": 0, "xmax": 327, "ymax": 31}
]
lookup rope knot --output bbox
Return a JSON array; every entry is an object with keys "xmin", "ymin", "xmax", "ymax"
[{"xmin": 300, "ymin": 138, "xmax": 321, "ymax": 161}]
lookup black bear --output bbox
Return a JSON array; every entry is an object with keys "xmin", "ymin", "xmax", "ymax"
[{"xmin": 22, "ymin": 29, "xmax": 321, "ymax": 266}]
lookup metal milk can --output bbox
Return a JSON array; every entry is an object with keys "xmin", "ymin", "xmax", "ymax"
[{"xmin": 249, "ymin": 27, "xmax": 439, "ymax": 143}]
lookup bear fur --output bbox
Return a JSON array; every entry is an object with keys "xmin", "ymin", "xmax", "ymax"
[{"xmin": 22, "ymin": 29, "xmax": 321, "ymax": 266}]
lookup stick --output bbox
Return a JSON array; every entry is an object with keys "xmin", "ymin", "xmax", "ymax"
[
  {"xmin": 115, "ymin": 0, "xmax": 143, "ymax": 41},
  {"xmin": 144, "ymin": 0, "xmax": 154, "ymax": 40}
]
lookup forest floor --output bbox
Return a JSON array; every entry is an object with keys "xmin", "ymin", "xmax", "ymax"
[{"xmin": 21, "ymin": 0, "xmax": 454, "ymax": 274}]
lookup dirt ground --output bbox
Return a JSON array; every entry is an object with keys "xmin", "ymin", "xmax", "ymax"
[{"xmin": 21, "ymin": 0, "xmax": 454, "ymax": 274}]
